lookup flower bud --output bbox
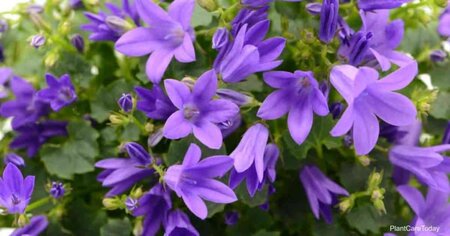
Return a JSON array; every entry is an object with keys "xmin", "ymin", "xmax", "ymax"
[
  {"xmin": 330, "ymin": 102, "xmax": 344, "ymax": 119},
  {"xmin": 145, "ymin": 122, "xmax": 155, "ymax": 133},
  {"xmin": 17, "ymin": 214, "xmax": 29, "ymax": 227},
  {"xmin": 339, "ymin": 197, "xmax": 354, "ymax": 213},
  {"xmin": 30, "ymin": 34, "xmax": 46, "ymax": 48},
  {"xmin": 430, "ymin": 50, "xmax": 447, "ymax": 62},
  {"xmin": 49, "ymin": 182, "xmax": 65, "ymax": 199},
  {"xmin": 69, "ymin": 0, "xmax": 84, "ymax": 9},
  {"xmin": 103, "ymin": 198, "xmax": 122, "ymax": 210},
  {"xmin": 130, "ymin": 187, "xmax": 143, "ymax": 199},
  {"xmin": 123, "ymin": 142, "xmax": 151, "ymax": 166},
  {"xmin": 109, "ymin": 113, "xmax": 128, "ymax": 125},
  {"xmin": 0, "ymin": 44, "xmax": 3, "ymax": 62},
  {"xmin": 368, "ymin": 171, "xmax": 383, "ymax": 190},
  {"xmin": 181, "ymin": 76, "xmax": 196, "ymax": 90},
  {"xmin": 216, "ymin": 88, "xmax": 251, "ymax": 106},
  {"xmin": 26, "ymin": 4, "xmax": 44, "ymax": 14},
  {"xmin": 443, "ymin": 122, "xmax": 450, "ymax": 144},
  {"xmin": 373, "ymin": 199, "xmax": 386, "ymax": 214},
  {"xmin": 197, "ymin": 0, "xmax": 218, "ymax": 12},
  {"xmin": 0, "ymin": 19, "xmax": 8, "ymax": 33},
  {"xmin": 212, "ymin": 28, "xmax": 229, "ymax": 49},
  {"xmin": 4, "ymin": 153, "xmax": 25, "ymax": 167},
  {"xmin": 306, "ymin": 3, "xmax": 322, "ymax": 15},
  {"xmin": 118, "ymin": 93, "xmax": 133, "ymax": 112},
  {"xmin": 435, "ymin": 0, "xmax": 448, "ymax": 8},
  {"xmin": 148, "ymin": 128, "xmax": 164, "ymax": 147},
  {"xmin": 357, "ymin": 155, "xmax": 371, "ymax": 166},
  {"xmin": 224, "ymin": 211, "xmax": 239, "ymax": 226},
  {"xmin": 71, "ymin": 34, "xmax": 85, "ymax": 53},
  {"xmin": 319, "ymin": 80, "xmax": 329, "ymax": 98},
  {"xmin": 105, "ymin": 15, "xmax": 132, "ymax": 33}
]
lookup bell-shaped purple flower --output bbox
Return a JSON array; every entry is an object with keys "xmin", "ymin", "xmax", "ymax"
[
  {"xmin": 319, "ymin": 0, "xmax": 339, "ymax": 43},
  {"xmin": 118, "ymin": 93, "xmax": 133, "ymax": 112},
  {"xmin": 299, "ymin": 165, "xmax": 349, "ymax": 223},
  {"xmin": 214, "ymin": 20, "xmax": 285, "ymax": 83},
  {"xmin": 69, "ymin": 0, "xmax": 84, "ymax": 9},
  {"xmin": 11, "ymin": 215, "xmax": 48, "ymax": 236},
  {"xmin": 389, "ymin": 144, "xmax": 450, "ymax": 192},
  {"xmin": 135, "ymin": 85, "xmax": 177, "ymax": 120},
  {"xmin": 339, "ymin": 10, "xmax": 413, "ymax": 71},
  {"xmin": 397, "ymin": 185, "xmax": 450, "ymax": 235},
  {"xmin": 71, "ymin": 34, "xmax": 85, "ymax": 53},
  {"xmin": 357, "ymin": 0, "xmax": 412, "ymax": 11},
  {"xmin": 229, "ymin": 143, "xmax": 279, "ymax": 197},
  {"xmin": 49, "ymin": 181, "xmax": 65, "ymax": 199},
  {"xmin": 36, "ymin": 73, "xmax": 77, "ymax": 111},
  {"xmin": 4, "ymin": 153, "xmax": 25, "ymax": 167},
  {"xmin": 95, "ymin": 145, "xmax": 155, "ymax": 197},
  {"xmin": 163, "ymin": 70, "xmax": 239, "ymax": 149},
  {"xmin": 230, "ymin": 123, "xmax": 269, "ymax": 182},
  {"xmin": 133, "ymin": 184, "xmax": 172, "ymax": 235},
  {"xmin": 115, "ymin": 0, "xmax": 196, "ymax": 83},
  {"xmin": 10, "ymin": 121, "xmax": 68, "ymax": 157},
  {"xmin": 258, "ymin": 70, "xmax": 329, "ymax": 144},
  {"xmin": 212, "ymin": 27, "xmax": 229, "ymax": 49},
  {"xmin": 164, "ymin": 143, "xmax": 237, "ymax": 219},
  {"xmin": 0, "ymin": 163, "xmax": 35, "ymax": 214},
  {"xmin": 330, "ymin": 63, "xmax": 418, "ymax": 155},
  {"xmin": 0, "ymin": 76, "xmax": 50, "ymax": 129},
  {"xmin": 164, "ymin": 210, "xmax": 199, "ymax": 236}
]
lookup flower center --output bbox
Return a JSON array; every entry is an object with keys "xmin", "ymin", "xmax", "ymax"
[
  {"xmin": 11, "ymin": 194, "xmax": 21, "ymax": 205},
  {"xmin": 164, "ymin": 27, "xmax": 185, "ymax": 45},
  {"xmin": 58, "ymin": 87, "xmax": 73, "ymax": 102},
  {"xmin": 183, "ymin": 104, "xmax": 200, "ymax": 120}
]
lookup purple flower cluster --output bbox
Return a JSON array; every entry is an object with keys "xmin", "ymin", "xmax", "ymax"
[{"xmin": 0, "ymin": 72, "xmax": 76, "ymax": 157}]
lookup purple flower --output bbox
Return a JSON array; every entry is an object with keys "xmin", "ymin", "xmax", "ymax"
[
  {"xmin": 95, "ymin": 145, "xmax": 155, "ymax": 197},
  {"xmin": 133, "ymin": 184, "xmax": 172, "ymax": 235},
  {"xmin": 231, "ymin": 7, "xmax": 268, "ymax": 36},
  {"xmin": 389, "ymin": 144, "xmax": 450, "ymax": 192},
  {"xmin": 36, "ymin": 73, "xmax": 77, "ymax": 111},
  {"xmin": 163, "ymin": 70, "xmax": 239, "ymax": 149},
  {"xmin": 216, "ymin": 88, "xmax": 252, "ymax": 107},
  {"xmin": 212, "ymin": 27, "xmax": 229, "ymax": 49},
  {"xmin": 125, "ymin": 196, "xmax": 138, "ymax": 211},
  {"xmin": 397, "ymin": 185, "xmax": 450, "ymax": 235},
  {"xmin": 4, "ymin": 153, "xmax": 25, "ymax": 167},
  {"xmin": 439, "ymin": 7, "xmax": 450, "ymax": 37},
  {"xmin": 49, "ymin": 181, "xmax": 65, "ymax": 199},
  {"xmin": 330, "ymin": 102, "xmax": 344, "ymax": 119},
  {"xmin": 330, "ymin": 63, "xmax": 418, "ymax": 155},
  {"xmin": 299, "ymin": 165, "xmax": 349, "ymax": 223},
  {"xmin": 214, "ymin": 21, "xmax": 285, "ymax": 83},
  {"xmin": 443, "ymin": 122, "xmax": 450, "ymax": 145},
  {"xmin": 258, "ymin": 70, "xmax": 329, "ymax": 144},
  {"xmin": 118, "ymin": 93, "xmax": 133, "ymax": 112},
  {"xmin": 0, "ymin": 76, "xmax": 50, "ymax": 129},
  {"xmin": 339, "ymin": 10, "xmax": 413, "ymax": 71},
  {"xmin": 0, "ymin": 67, "xmax": 13, "ymax": 98},
  {"xmin": 164, "ymin": 210, "xmax": 199, "ymax": 236},
  {"xmin": 81, "ymin": 0, "xmax": 138, "ymax": 42},
  {"xmin": 319, "ymin": 0, "xmax": 339, "ymax": 43},
  {"xmin": 241, "ymin": 0, "xmax": 300, "ymax": 9},
  {"xmin": 230, "ymin": 123, "xmax": 269, "ymax": 182},
  {"xmin": 115, "ymin": 0, "xmax": 196, "ymax": 83},
  {"xmin": 0, "ymin": 19, "xmax": 8, "ymax": 33},
  {"xmin": 10, "ymin": 121, "xmax": 68, "ymax": 157},
  {"xmin": 306, "ymin": 3, "xmax": 322, "ymax": 15},
  {"xmin": 430, "ymin": 50, "xmax": 447, "ymax": 63},
  {"xmin": 357, "ymin": 0, "xmax": 412, "ymax": 11},
  {"xmin": 135, "ymin": 85, "xmax": 177, "ymax": 120},
  {"xmin": 224, "ymin": 211, "xmax": 240, "ymax": 226},
  {"xmin": 11, "ymin": 215, "xmax": 48, "ymax": 236},
  {"xmin": 229, "ymin": 143, "xmax": 279, "ymax": 197},
  {"xmin": 69, "ymin": 0, "xmax": 84, "ymax": 9},
  {"xmin": 71, "ymin": 34, "xmax": 85, "ymax": 53},
  {"xmin": 30, "ymin": 34, "xmax": 45, "ymax": 48},
  {"xmin": 0, "ymin": 163, "xmax": 35, "ymax": 214},
  {"xmin": 164, "ymin": 143, "xmax": 237, "ymax": 219},
  {"xmin": 0, "ymin": 44, "xmax": 4, "ymax": 62}
]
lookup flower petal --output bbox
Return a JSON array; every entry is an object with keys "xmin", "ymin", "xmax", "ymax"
[
  {"xmin": 174, "ymin": 34, "xmax": 196, "ymax": 63},
  {"xmin": 367, "ymin": 89, "xmax": 416, "ymax": 126},
  {"xmin": 330, "ymin": 65, "xmax": 357, "ymax": 103},
  {"xmin": 146, "ymin": 50, "xmax": 174, "ymax": 84},
  {"xmin": 195, "ymin": 178, "xmax": 238, "ymax": 203},
  {"xmin": 257, "ymin": 89, "xmax": 291, "ymax": 120},
  {"xmin": 288, "ymin": 100, "xmax": 314, "ymax": 144},
  {"xmin": 163, "ymin": 111, "xmax": 192, "ymax": 139},
  {"xmin": 181, "ymin": 190, "xmax": 208, "ymax": 219},
  {"xmin": 353, "ymin": 106, "xmax": 379, "ymax": 155},
  {"xmin": 168, "ymin": 0, "xmax": 195, "ymax": 30},
  {"xmin": 115, "ymin": 27, "xmax": 160, "ymax": 56},
  {"xmin": 193, "ymin": 121, "xmax": 223, "ymax": 149},
  {"xmin": 164, "ymin": 79, "xmax": 190, "ymax": 109},
  {"xmin": 182, "ymin": 143, "xmax": 202, "ymax": 167},
  {"xmin": 397, "ymin": 185, "xmax": 424, "ymax": 215},
  {"xmin": 374, "ymin": 61, "xmax": 417, "ymax": 91},
  {"xmin": 193, "ymin": 70, "xmax": 217, "ymax": 102}
]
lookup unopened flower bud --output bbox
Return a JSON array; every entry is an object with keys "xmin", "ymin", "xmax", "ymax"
[
  {"xmin": 224, "ymin": 211, "xmax": 239, "ymax": 226},
  {"xmin": 306, "ymin": 3, "xmax": 322, "ymax": 15},
  {"xmin": 330, "ymin": 102, "xmax": 344, "ymax": 119},
  {"xmin": 30, "ymin": 34, "xmax": 46, "ymax": 48},
  {"xmin": 130, "ymin": 187, "xmax": 143, "ymax": 199},
  {"xmin": 368, "ymin": 171, "xmax": 383, "ymax": 189},
  {"xmin": 103, "ymin": 198, "xmax": 122, "ymax": 210},
  {"xmin": 109, "ymin": 114, "xmax": 128, "ymax": 125},
  {"xmin": 430, "ymin": 50, "xmax": 447, "ymax": 62},
  {"xmin": 212, "ymin": 28, "xmax": 229, "ymax": 49},
  {"xmin": 49, "ymin": 182, "xmax": 65, "ymax": 199},
  {"xmin": 69, "ymin": 0, "xmax": 84, "ymax": 9},
  {"xmin": 118, "ymin": 93, "xmax": 133, "ymax": 112},
  {"xmin": 145, "ymin": 122, "xmax": 155, "ymax": 133},
  {"xmin": 26, "ymin": 4, "xmax": 44, "ymax": 14},
  {"xmin": 4, "ymin": 153, "xmax": 25, "ymax": 167},
  {"xmin": 17, "ymin": 214, "xmax": 29, "ymax": 227},
  {"xmin": 123, "ymin": 142, "xmax": 151, "ymax": 166},
  {"xmin": 71, "ymin": 34, "xmax": 85, "ymax": 53},
  {"xmin": 105, "ymin": 16, "xmax": 132, "ymax": 33},
  {"xmin": 0, "ymin": 19, "xmax": 8, "ymax": 33},
  {"xmin": 197, "ymin": 0, "xmax": 218, "ymax": 12},
  {"xmin": 373, "ymin": 199, "xmax": 386, "ymax": 214},
  {"xmin": 357, "ymin": 155, "xmax": 371, "ymax": 167},
  {"xmin": 216, "ymin": 88, "xmax": 251, "ymax": 106},
  {"xmin": 181, "ymin": 77, "xmax": 196, "ymax": 90},
  {"xmin": 148, "ymin": 128, "xmax": 164, "ymax": 147},
  {"xmin": 339, "ymin": 197, "xmax": 354, "ymax": 213}
]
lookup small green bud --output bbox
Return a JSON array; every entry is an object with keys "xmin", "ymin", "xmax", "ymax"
[
  {"xmin": 181, "ymin": 76, "xmax": 196, "ymax": 90},
  {"xmin": 197, "ymin": 0, "xmax": 218, "ymax": 12},
  {"xmin": 368, "ymin": 171, "xmax": 383, "ymax": 190},
  {"xmin": 17, "ymin": 214, "xmax": 29, "ymax": 227},
  {"xmin": 339, "ymin": 197, "xmax": 354, "ymax": 213},
  {"xmin": 109, "ymin": 113, "xmax": 129, "ymax": 125},
  {"xmin": 133, "ymin": 217, "xmax": 143, "ymax": 236},
  {"xmin": 435, "ymin": 0, "xmax": 448, "ymax": 8},
  {"xmin": 373, "ymin": 199, "xmax": 386, "ymax": 214},
  {"xmin": 357, "ymin": 155, "xmax": 371, "ymax": 166},
  {"xmin": 103, "ymin": 198, "xmax": 122, "ymax": 210},
  {"xmin": 131, "ymin": 187, "xmax": 144, "ymax": 199},
  {"xmin": 44, "ymin": 52, "xmax": 59, "ymax": 67},
  {"xmin": 145, "ymin": 123, "xmax": 154, "ymax": 133}
]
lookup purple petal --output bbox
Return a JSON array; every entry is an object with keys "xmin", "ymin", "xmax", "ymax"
[
  {"xmin": 115, "ymin": 27, "xmax": 161, "ymax": 56},
  {"xmin": 374, "ymin": 61, "xmax": 418, "ymax": 91},
  {"xmin": 397, "ymin": 185, "xmax": 424, "ymax": 215},
  {"xmin": 229, "ymin": 169, "xmax": 246, "ymax": 189},
  {"xmin": 193, "ymin": 70, "xmax": 217, "ymax": 102},
  {"xmin": 181, "ymin": 190, "xmax": 208, "ymax": 219},
  {"xmin": 194, "ymin": 178, "xmax": 238, "ymax": 203},
  {"xmin": 367, "ymin": 90, "xmax": 416, "ymax": 126},
  {"xmin": 206, "ymin": 99, "xmax": 239, "ymax": 123},
  {"xmin": 163, "ymin": 111, "xmax": 192, "ymax": 139},
  {"xmin": 146, "ymin": 50, "xmax": 174, "ymax": 84},
  {"xmin": 186, "ymin": 156, "xmax": 233, "ymax": 178},
  {"xmin": 330, "ymin": 105, "xmax": 354, "ymax": 136},
  {"xmin": 193, "ymin": 121, "xmax": 223, "ymax": 149},
  {"xmin": 136, "ymin": 0, "xmax": 171, "ymax": 26},
  {"xmin": 287, "ymin": 100, "xmax": 314, "ymax": 144},
  {"xmin": 3, "ymin": 163, "xmax": 23, "ymax": 194},
  {"xmin": 174, "ymin": 34, "xmax": 196, "ymax": 63},
  {"xmin": 182, "ymin": 143, "xmax": 202, "ymax": 167},
  {"xmin": 164, "ymin": 79, "xmax": 190, "ymax": 109},
  {"xmin": 330, "ymin": 65, "xmax": 357, "ymax": 103},
  {"xmin": 353, "ymin": 107, "xmax": 379, "ymax": 155},
  {"xmin": 263, "ymin": 71, "xmax": 295, "ymax": 89},
  {"xmin": 312, "ymin": 89, "xmax": 329, "ymax": 116},
  {"xmin": 257, "ymin": 90, "xmax": 291, "ymax": 120},
  {"xmin": 168, "ymin": 0, "xmax": 195, "ymax": 29}
]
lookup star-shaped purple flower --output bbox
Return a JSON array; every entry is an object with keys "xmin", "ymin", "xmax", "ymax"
[
  {"xmin": 164, "ymin": 143, "xmax": 237, "ymax": 219},
  {"xmin": 36, "ymin": 73, "xmax": 77, "ymax": 111},
  {"xmin": 163, "ymin": 70, "xmax": 239, "ymax": 149},
  {"xmin": 164, "ymin": 210, "xmax": 199, "ymax": 236},
  {"xmin": 115, "ymin": 0, "xmax": 196, "ymax": 84},
  {"xmin": 299, "ymin": 165, "xmax": 349, "ymax": 223},
  {"xmin": 330, "ymin": 62, "xmax": 418, "ymax": 155},
  {"xmin": 135, "ymin": 85, "xmax": 177, "ymax": 120},
  {"xmin": 258, "ymin": 70, "xmax": 329, "ymax": 144},
  {"xmin": 0, "ymin": 163, "xmax": 35, "ymax": 214}
]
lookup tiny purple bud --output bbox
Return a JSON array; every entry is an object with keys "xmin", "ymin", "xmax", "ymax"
[
  {"xmin": 26, "ymin": 4, "xmax": 44, "ymax": 14},
  {"xmin": 69, "ymin": 0, "xmax": 84, "ymax": 9},
  {"xmin": 330, "ymin": 102, "xmax": 344, "ymax": 119},
  {"xmin": 319, "ymin": 0, "xmax": 339, "ymax": 43},
  {"xmin": 0, "ymin": 44, "xmax": 4, "ymax": 62},
  {"xmin": 4, "ymin": 153, "xmax": 25, "ymax": 167},
  {"xmin": 123, "ymin": 142, "xmax": 151, "ymax": 166},
  {"xmin": 125, "ymin": 197, "xmax": 138, "ymax": 211},
  {"xmin": 306, "ymin": 3, "xmax": 322, "ymax": 15},
  {"xmin": 118, "ymin": 93, "xmax": 133, "ymax": 112},
  {"xmin": 443, "ymin": 122, "xmax": 450, "ymax": 144},
  {"xmin": 224, "ymin": 211, "xmax": 239, "ymax": 226},
  {"xmin": 71, "ymin": 34, "xmax": 84, "ymax": 53},
  {"xmin": 216, "ymin": 88, "xmax": 251, "ymax": 106},
  {"xmin": 259, "ymin": 201, "xmax": 270, "ymax": 211},
  {"xmin": 0, "ymin": 19, "xmax": 8, "ymax": 33},
  {"xmin": 30, "ymin": 34, "xmax": 46, "ymax": 48},
  {"xmin": 212, "ymin": 27, "xmax": 229, "ymax": 49},
  {"xmin": 344, "ymin": 133, "xmax": 353, "ymax": 147},
  {"xmin": 50, "ymin": 182, "xmax": 65, "ymax": 199},
  {"xmin": 148, "ymin": 128, "xmax": 164, "ymax": 147},
  {"xmin": 430, "ymin": 50, "xmax": 447, "ymax": 63},
  {"xmin": 319, "ymin": 81, "xmax": 330, "ymax": 98},
  {"xmin": 105, "ymin": 15, "xmax": 129, "ymax": 33}
]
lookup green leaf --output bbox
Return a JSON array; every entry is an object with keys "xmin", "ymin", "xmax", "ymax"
[
  {"xmin": 165, "ymin": 135, "xmax": 227, "ymax": 165},
  {"xmin": 430, "ymin": 92, "xmax": 450, "ymax": 119},
  {"xmin": 345, "ymin": 204, "xmax": 393, "ymax": 234},
  {"xmin": 100, "ymin": 218, "xmax": 132, "ymax": 236},
  {"xmin": 206, "ymin": 202, "xmax": 225, "ymax": 218},
  {"xmin": 41, "ymin": 121, "xmax": 99, "ymax": 179},
  {"xmin": 252, "ymin": 230, "xmax": 281, "ymax": 236},
  {"xmin": 236, "ymin": 183, "xmax": 268, "ymax": 207},
  {"xmin": 429, "ymin": 63, "xmax": 450, "ymax": 90},
  {"xmin": 120, "ymin": 123, "xmax": 141, "ymax": 141},
  {"xmin": 192, "ymin": 3, "xmax": 213, "ymax": 27}
]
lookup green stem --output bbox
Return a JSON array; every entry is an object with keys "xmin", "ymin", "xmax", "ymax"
[{"xmin": 26, "ymin": 197, "xmax": 51, "ymax": 212}]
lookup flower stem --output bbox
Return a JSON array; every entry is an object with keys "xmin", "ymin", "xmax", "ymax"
[{"xmin": 26, "ymin": 197, "xmax": 51, "ymax": 212}]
